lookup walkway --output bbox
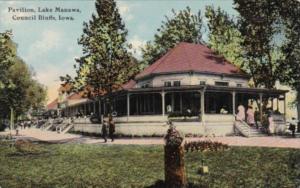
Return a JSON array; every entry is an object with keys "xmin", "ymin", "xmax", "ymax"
[{"xmin": 1, "ymin": 128, "xmax": 300, "ymax": 148}]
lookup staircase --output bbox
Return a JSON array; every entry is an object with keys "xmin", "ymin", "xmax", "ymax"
[
  {"xmin": 234, "ymin": 120, "xmax": 265, "ymax": 137},
  {"xmin": 61, "ymin": 124, "xmax": 74, "ymax": 134}
]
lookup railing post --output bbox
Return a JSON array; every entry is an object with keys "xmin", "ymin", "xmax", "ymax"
[
  {"xmin": 259, "ymin": 93, "xmax": 263, "ymax": 123},
  {"xmin": 200, "ymin": 90, "xmax": 205, "ymax": 126},
  {"xmin": 161, "ymin": 91, "xmax": 165, "ymax": 117},
  {"xmin": 127, "ymin": 93, "xmax": 130, "ymax": 122}
]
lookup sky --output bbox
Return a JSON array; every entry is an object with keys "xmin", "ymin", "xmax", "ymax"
[{"xmin": 0, "ymin": 0, "xmax": 238, "ymax": 104}]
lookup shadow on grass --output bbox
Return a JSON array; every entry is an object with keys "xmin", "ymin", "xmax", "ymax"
[{"xmin": 145, "ymin": 180, "xmax": 207, "ymax": 188}]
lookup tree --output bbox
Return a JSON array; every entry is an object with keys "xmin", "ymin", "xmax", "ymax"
[
  {"xmin": 0, "ymin": 31, "xmax": 16, "ymax": 91},
  {"xmin": 62, "ymin": 0, "xmax": 139, "ymax": 115},
  {"xmin": 233, "ymin": 0, "xmax": 283, "ymax": 88},
  {"xmin": 205, "ymin": 6, "xmax": 244, "ymax": 67},
  {"xmin": 0, "ymin": 58, "xmax": 47, "ymax": 119},
  {"xmin": 277, "ymin": 0, "xmax": 300, "ymax": 118},
  {"xmin": 0, "ymin": 32, "xmax": 46, "ymax": 121},
  {"xmin": 141, "ymin": 7, "xmax": 204, "ymax": 66}
]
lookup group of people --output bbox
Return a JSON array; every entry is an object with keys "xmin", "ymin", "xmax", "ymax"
[
  {"xmin": 101, "ymin": 115, "xmax": 115, "ymax": 143},
  {"xmin": 236, "ymin": 105, "xmax": 259, "ymax": 128}
]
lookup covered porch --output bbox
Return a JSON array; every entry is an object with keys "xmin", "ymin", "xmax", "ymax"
[{"xmin": 104, "ymin": 85, "xmax": 288, "ymax": 124}]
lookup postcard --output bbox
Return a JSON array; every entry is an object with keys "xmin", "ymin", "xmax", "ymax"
[{"xmin": 0, "ymin": 0, "xmax": 299, "ymax": 187}]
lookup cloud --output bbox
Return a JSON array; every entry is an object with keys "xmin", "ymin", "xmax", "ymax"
[
  {"xmin": 117, "ymin": 1, "xmax": 134, "ymax": 21},
  {"xmin": 24, "ymin": 29, "xmax": 63, "ymax": 62},
  {"xmin": 128, "ymin": 35, "xmax": 146, "ymax": 59},
  {"xmin": 0, "ymin": 1, "xmax": 32, "ymax": 26}
]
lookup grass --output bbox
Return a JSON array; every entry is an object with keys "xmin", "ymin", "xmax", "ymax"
[{"xmin": 0, "ymin": 141, "xmax": 299, "ymax": 188}]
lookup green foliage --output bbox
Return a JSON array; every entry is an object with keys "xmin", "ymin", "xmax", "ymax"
[
  {"xmin": 184, "ymin": 141, "xmax": 229, "ymax": 152},
  {"xmin": 0, "ymin": 143, "xmax": 299, "ymax": 187},
  {"xmin": 276, "ymin": 0, "xmax": 300, "ymax": 117},
  {"xmin": 141, "ymin": 7, "xmax": 204, "ymax": 66},
  {"xmin": 205, "ymin": 6, "xmax": 244, "ymax": 68},
  {"xmin": 233, "ymin": 0, "xmax": 285, "ymax": 88},
  {"xmin": 62, "ymin": 0, "xmax": 139, "ymax": 104},
  {"xmin": 0, "ymin": 32, "xmax": 46, "ymax": 119},
  {"xmin": 0, "ymin": 58, "xmax": 47, "ymax": 119}
]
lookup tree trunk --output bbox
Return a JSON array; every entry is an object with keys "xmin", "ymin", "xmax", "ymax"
[{"xmin": 164, "ymin": 145, "xmax": 187, "ymax": 188}]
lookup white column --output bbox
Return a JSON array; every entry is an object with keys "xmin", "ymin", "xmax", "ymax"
[
  {"xmin": 283, "ymin": 93, "xmax": 286, "ymax": 122},
  {"xmin": 259, "ymin": 93, "xmax": 263, "ymax": 122},
  {"xmin": 127, "ymin": 93, "xmax": 130, "ymax": 121},
  {"xmin": 161, "ymin": 91, "xmax": 165, "ymax": 116},
  {"xmin": 200, "ymin": 90, "xmax": 205, "ymax": 125},
  {"xmin": 232, "ymin": 91, "xmax": 236, "ymax": 115},
  {"xmin": 277, "ymin": 97, "xmax": 279, "ymax": 111}
]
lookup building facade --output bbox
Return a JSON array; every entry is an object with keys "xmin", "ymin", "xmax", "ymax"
[{"xmin": 53, "ymin": 42, "xmax": 288, "ymax": 136}]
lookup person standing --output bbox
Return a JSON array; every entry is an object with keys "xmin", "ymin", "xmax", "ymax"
[
  {"xmin": 108, "ymin": 115, "xmax": 115, "ymax": 142},
  {"xmin": 246, "ymin": 106, "xmax": 255, "ymax": 127},
  {"xmin": 102, "ymin": 120, "xmax": 108, "ymax": 143},
  {"xmin": 236, "ymin": 104, "xmax": 245, "ymax": 121}
]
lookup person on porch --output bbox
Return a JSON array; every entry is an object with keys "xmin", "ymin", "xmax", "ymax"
[
  {"xmin": 246, "ymin": 106, "xmax": 255, "ymax": 127},
  {"xmin": 236, "ymin": 104, "xmax": 245, "ymax": 121}
]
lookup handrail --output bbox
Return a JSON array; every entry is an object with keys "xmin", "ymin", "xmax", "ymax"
[{"xmin": 233, "ymin": 114, "xmax": 251, "ymax": 137}]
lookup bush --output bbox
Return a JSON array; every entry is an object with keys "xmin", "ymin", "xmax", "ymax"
[{"xmin": 184, "ymin": 141, "xmax": 229, "ymax": 152}]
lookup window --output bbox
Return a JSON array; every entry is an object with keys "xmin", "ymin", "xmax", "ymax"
[
  {"xmin": 215, "ymin": 81, "xmax": 229, "ymax": 87},
  {"xmin": 173, "ymin": 81, "xmax": 181, "ymax": 87},
  {"xmin": 237, "ymin": 83, "xmax": 242, "ymax": 88},
  {"xmin": 200, "ymin": 81, "xmax": 206, "ymax": 85},
  {"xmin": 164, "ymin": 81, "xmax": 172, "ymax": 87},
  {"xmin": 141, "ymin": 83, "xmax": 150, "ymax": 88}
]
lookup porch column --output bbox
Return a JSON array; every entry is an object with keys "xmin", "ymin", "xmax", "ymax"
[
  {"xmin": 93, "ymin": 101, "xmax": 96, "ymax": 114},
  {"xmin": 84, "ymin": 103, "xmax": 87, "ymax": 116},
  {"xmin": 277, "ymin": 98, "xmax": 279, "ymax": 111},
  {"xmin": 283, "ymin": 93, "xmax": 286, "ymax": 122},
  {"xmin": 200, "ymin": 90, "xmax": 205, "ymax": 125},
  {"xmin": 99, "ymin": 100, "xmax": 102, "ymax": 116},
  {"xmin": 171, "ymin": 93, "xmax": 174, "ymax": 112},
  {"xmin": 103, "ymin": 99, "xmax": 106, "ymax": 116},
  {"xmin": 180, "ymin": 93, "xmax": 183, "ymax": 113},
  {"xmin": 127, "ymin": 93, "xmax": 130, "ymax": 121},
  {"xmin": 161, "ymin": 91, "xmax": 165, "ymax": 116},
  {"xmin": 259, "ymin": 93, "xmax": 263, "ymax": 122},
  {"xmin": 232, "ymin": 91, "xmax": 236, "ymax": 115}
]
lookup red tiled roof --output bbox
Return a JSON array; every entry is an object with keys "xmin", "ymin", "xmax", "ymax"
[
  {"xmin": 136, "ymin": 42, "xmax": 246, "ymax": 79},
  {"xmin": 122, "ymin": 79, "xmax": 136, "ymax": 90},
  {"xmin": 47, "ymin": 98, "xmax": 58, "ymax": 110},
  {"xmin": 67, "ymin": 92, "xmax": 84, "ymax": 100}
]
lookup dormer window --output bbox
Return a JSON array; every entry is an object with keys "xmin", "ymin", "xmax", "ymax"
[
  {"xmin": 215, "ymin": 81, "xmax": 229, "ymax": 87},
  {"xmin": 173, "ymin": 81, "xmax": 181, "ymax": 87},
  {"xmin": 141, "ymin": 83, "xmax": 150, "ymax": 88},
  {"xmin": 237, "ymin": 83, "xmax": 242, "ymax": 88},
  {"xmin": 164, "ymin": 81, "xmax": 172, "ymax": 87},
  {"xmin": 200, "ymin": 81, "xmax": 206, "ymax": 86}
]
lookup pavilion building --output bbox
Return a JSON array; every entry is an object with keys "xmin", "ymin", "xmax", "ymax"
[{"xmin": 57, "ymin": 42, "xmax": 287, "ymax": 136}]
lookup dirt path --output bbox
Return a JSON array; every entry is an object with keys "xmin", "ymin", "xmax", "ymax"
[{"xmin": 1, "ymin": 128, "xmax": 300, "ymax": 148}]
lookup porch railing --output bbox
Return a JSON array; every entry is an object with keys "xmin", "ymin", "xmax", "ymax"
[{"xmin": 233, "ymin": 115, "xmax": 251, "ymax": 137}]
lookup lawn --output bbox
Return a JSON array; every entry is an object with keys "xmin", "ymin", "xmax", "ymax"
[{"xmin": 0, "ymin": 141, "xmax": 299, "ymax": 188}]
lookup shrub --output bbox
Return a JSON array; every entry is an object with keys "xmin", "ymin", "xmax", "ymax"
[{"xmin": 184, "ymin": 141, "xmax": 229, "ymax": 152}]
